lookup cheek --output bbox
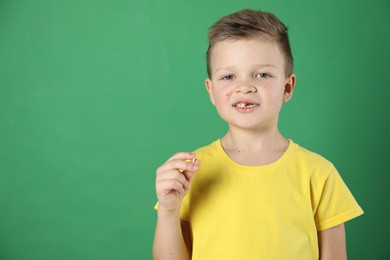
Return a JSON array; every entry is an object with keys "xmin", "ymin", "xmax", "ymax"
[
  {"xmin": 219, "ymin": 92, "xmax": 231, "ymax": 102},
  {"xmin": 214, "ymin": 89, "xmax": 230, "ymax": 99},
  {"xmin": 213, "ymin": 91, "xmax": 230, "ymax": 108},
  {"xmin": 212, "ymin": 86, "xmax": 232, "ymax": 105},
  {"xmin": 263, "ymin": 86, "xmax": 284, "ymax": 99}
]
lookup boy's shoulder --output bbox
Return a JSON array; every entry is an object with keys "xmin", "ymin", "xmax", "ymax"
[
  {"xmin": 193, "ymin": 140, "xmax": 219, "ymax": 158},
  {"xmin": 289, "ymin": 139, "xmax": 336, "ymax": 174}
]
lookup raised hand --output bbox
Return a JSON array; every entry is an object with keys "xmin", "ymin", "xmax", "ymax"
[{"xmin": 155, "ymin": 152, "xmax": 199, "ymax": 213}]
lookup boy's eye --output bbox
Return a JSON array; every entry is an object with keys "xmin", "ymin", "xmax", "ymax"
[
  {"xmin": 256, "ymin": 73, "xmax": 270, "ymax": 78},
  {"xmin": 221, "ymin": 75, "xmax": 235, "ymax": 80}
]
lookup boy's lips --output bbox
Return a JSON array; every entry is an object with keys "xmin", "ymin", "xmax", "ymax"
[
  {"xmin": 232, "ymin": 100, "xmax": 260, "ymax": 112},
  {"xmin": 232, "ymin": 101, "xmax": 259, "ymax": 108}
]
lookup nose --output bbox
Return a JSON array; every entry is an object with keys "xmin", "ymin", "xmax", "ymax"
[{"xmin": 236, "ymin": 80, "xmax": 257, "ymax": 94}]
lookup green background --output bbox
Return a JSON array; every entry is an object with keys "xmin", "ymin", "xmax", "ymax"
[{"xmin": 0, "ymin": 0, "xmax": 388, "ymax": 259}]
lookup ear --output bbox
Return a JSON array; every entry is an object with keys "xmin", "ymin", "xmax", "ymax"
[
  {"xmin": 205, "ymin": 78, "xmax": 216, "ymax": 106},
  {"xmin": 283, "ymin": 73, "xmax": 296, "ymax": 103}
]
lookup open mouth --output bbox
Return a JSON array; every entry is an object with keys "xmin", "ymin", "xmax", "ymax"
[{"xmin": 233, "ymin": 102, "xmax": 258, "ymax": 109}]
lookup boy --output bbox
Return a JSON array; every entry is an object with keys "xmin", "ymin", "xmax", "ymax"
[{"xmin": 153, "ymin": 9, "xmax": 363, "ymax": 260}]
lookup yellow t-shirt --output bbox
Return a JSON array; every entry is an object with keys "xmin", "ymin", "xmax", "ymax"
[{"xmin": 178, "ymin": 139, "xmax": 363, "ymax": 260}]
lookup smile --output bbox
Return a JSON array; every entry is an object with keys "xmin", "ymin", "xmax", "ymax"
[{"xmin": 233, "ymin": 102, "xmax": 258, "ymax": 108}]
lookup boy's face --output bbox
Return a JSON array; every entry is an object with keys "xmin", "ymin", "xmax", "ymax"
[{"xmin": 205, "ymin": 38, "xmax": 296, "ymax": 131}]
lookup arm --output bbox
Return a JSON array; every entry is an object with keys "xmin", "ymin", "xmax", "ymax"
[
  {"xmin": 318, "ymin": 223, "xmax": 347, "ymax": 260},
  {"xmin": 153, "ymin": 209, "xmax": 191, "ymax": 260},
  {"xmin": 153, "ymin": 152, "xmax": 198, "ymax": 260}
]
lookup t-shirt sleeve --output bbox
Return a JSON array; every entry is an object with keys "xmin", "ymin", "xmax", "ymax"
[{"xmin": 314, "ymin": 167, "xmax": 364, "ymax": 231}]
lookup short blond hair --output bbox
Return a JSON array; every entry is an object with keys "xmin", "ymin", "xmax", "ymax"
[{"xmin": 206, "ymin": 9, "xmax": 294, "ymax": 78}]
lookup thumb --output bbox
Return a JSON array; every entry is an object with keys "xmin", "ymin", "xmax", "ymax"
[{"xmin": 183, "ymin": 159, "xmax": 200, "ymax": 182}]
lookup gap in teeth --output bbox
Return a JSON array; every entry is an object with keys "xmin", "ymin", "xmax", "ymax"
[{"xmin": 236, "ymin": 103, "xmax": 255, "ymax": 108}]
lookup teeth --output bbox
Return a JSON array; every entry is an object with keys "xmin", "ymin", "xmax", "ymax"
[{"xmin": 235, "ymin": 103, "xmax": 256, "ymax": 108}]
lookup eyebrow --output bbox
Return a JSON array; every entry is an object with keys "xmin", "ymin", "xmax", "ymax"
[{"xmin": 214, "ymin": 64, "xmax": 277, "ymax": 73}]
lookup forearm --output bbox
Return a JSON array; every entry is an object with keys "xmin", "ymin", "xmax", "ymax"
[
  {"xmin": 318, "ymin": 224, "xmax": 347, "ymax": 260},
  {"xmin": 153, "ymin": 209, "xmax": 191, "ymax": 260}
]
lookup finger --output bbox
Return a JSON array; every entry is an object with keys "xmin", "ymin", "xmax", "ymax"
[
  {"xmin": 157, "ymin": 158, "xmax": 197, "ymax": 175},
  {"xmin": 167, "ymin": 152, "xmax": 196, "ymax": 162},
  {"xmin": 157, "ymin": 170, "xmax": 191, "ymax": 189},
  {"xmin": 182, "ymin": 170, "xmax": 195, "ymax": 182},
  {"xmin": 182, "ymin": 159, "xmax": 200, "ymax": 181},
  {"xmin": 157, "ymin": 179, "xmax": 188, "ymax": 196}
]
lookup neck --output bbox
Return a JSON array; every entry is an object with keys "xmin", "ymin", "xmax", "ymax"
[
  {"xmin": 222, "ymin": 126, "xmax": 286, "ymax": 152},
  {"xmin": 220, "ymin": 126, "xmax": 289, "ymax": 166}
]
